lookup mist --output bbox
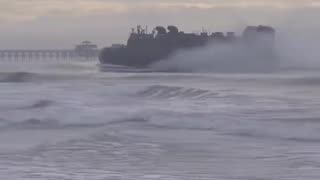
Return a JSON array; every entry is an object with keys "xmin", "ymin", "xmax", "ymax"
[
  {"xmin": 149, "ymin": 7, "xmax": 320, "ymax": 72},
  {"xmin": 150, "ymin": 37, "xmax": 276, "ymax": 73},
  {"xmin": 276, "ymin": 22, "xmax": 320, "ymax": 68},
  {"xmin": 1, "ymin": 1, "xmax": 320, "ymax": 71}
]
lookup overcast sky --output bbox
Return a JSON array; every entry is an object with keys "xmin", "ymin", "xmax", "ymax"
[{"xmin": 0, "ymin": 0, "xmax": 319, "ymax": 49}]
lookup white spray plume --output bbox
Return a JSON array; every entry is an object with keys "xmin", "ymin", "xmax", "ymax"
[
  {"xmin": 150, "ymin": 8, "xmax": 320, "ymax": 73},
  {"xmin": 151, "ymin": 36, "xmax": 277, "ymax": 73}
]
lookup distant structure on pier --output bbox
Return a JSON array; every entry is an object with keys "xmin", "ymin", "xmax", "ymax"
[
  {"xmin": 0, "ymin": 41, "xmax": 99, "ymax": 61},
  {"xmin": 75, "ymin": 41, "xmax": 99, "ymax": 59}
]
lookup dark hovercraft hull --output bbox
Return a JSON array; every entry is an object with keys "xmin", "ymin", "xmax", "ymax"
[{"xmin": 99, "ymin": 25, "xmax": 277, "ymax": 72}]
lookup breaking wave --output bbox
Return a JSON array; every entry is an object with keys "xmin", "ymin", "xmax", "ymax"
[
  {"xmin": 0, "ymin": 72, "xmax": 38, "ymax": 83},
  {"xmin": 22, "ymin": 100, "xmax": 55, "ymax": 109},
  {"xmin": 288, "ymin": 77, "xmax": 320, "ymax": 86},
  {"xmin": 0, "ymin": 71, "xmax": 94, "ymax": 83},
  {"xmin": 0, "ymin": 116, "xmax": 149, "ymax": 131},
  {"xmin": 137, "ymin": 85, "xmax": 219, "ymax": 100}
]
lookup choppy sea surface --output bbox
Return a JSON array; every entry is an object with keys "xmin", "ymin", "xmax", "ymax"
[{"xmin": 0, "ymin": 60, "xmax": 320, "ymax": 180}]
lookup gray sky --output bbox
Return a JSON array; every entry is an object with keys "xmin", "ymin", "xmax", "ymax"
[{"xmin": 0, "ymin": 0, "xmax": 319, "ymax": 49}]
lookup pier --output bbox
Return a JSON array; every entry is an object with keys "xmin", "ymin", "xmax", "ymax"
[
  {"xmin": 0, "ymin": 41, "xmax": 99, "ymax": 61},
  {"xmin": 0, "ymin": 50, "xmax": 76, "ymax": 60}
]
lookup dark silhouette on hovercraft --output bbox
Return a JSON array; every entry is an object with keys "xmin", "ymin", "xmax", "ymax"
[{"xmin": 99, "ymin": 25, "xmax": 277, "ymax": 71}]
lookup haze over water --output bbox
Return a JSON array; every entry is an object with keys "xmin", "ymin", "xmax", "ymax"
[
  {"xmin": 0, "ymin": 60, "xmax": 319, "ymax": 179},
  {"xmin": 1, "ymin": 0, "xmax": 320, "ymax": 179}
]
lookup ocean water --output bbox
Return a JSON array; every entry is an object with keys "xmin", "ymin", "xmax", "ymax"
[{"xmin": 0, "ymin": 61, "xmax": 320, "ymax": 180}]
